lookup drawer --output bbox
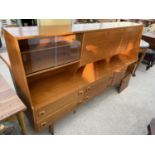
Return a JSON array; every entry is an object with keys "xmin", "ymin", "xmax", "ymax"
[
  {"xmin": 35, "ymin": 91, "xmax": 77, "ymax": 121},
  {"xmin": 89, "ymin": 76, "xmax": 113, "ymax": 98},
  {"xmin": 36, "ymin": 103, "xmax": 75, "ymax": 131},
  {"xmin": 77, "ymin": 73, "xmax": 113, "ymax": 105}
]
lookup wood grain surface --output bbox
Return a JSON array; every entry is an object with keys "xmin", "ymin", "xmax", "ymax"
[{"xmin": 0, "ymin": 74, "xmax": 26, "ymax": 121}]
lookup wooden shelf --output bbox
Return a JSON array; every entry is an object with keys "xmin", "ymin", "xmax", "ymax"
[
  {"xmin": 29, "ymin": 54, "xmax": 136, "ymax": 108},
  {"xmin": 21, "ymin": 44, "xmax": 72, "ymax": 54},
  {"xmin": 26, "ymin": 60, "xmax": 80, "ymax": 78},
  {"xmin": 29, "ymin": 71, "xmax": 87, "ymax": 108}
]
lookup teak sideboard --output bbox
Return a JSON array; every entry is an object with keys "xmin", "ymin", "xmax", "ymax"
[{"xmin": 3, "ymin": 22, "xmax": 143, "ymax": 133}]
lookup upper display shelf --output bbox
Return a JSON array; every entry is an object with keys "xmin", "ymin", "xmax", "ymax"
[{"xmin": 3, "ymin": 22, "xmax": 143, "ymax": 40}]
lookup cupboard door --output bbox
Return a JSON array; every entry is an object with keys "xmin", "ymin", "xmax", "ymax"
[
  {"xmin": 119, "ymin": 74, "xmax": 131, "ymax": 92},
  {"xmin": 111, "ymin": 68, "xmax": 127, "ymax": 86},
  {"xmin": 22, "ymin": 48, "xmax": 55, "ymax": 74},
  {"xmin": 80, "ymin": 29, "xmax": 124, "ymax": 66},
  {"xmin": 19, "ymin": 34, "xmax": 83, "ymax": 75}
]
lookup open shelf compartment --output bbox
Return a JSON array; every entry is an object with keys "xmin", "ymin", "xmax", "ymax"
[{"xmin": 28, "ymin": 54, "xmax": 136, "ymax": 108}]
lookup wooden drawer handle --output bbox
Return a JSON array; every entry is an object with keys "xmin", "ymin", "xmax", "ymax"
[
  {"xmin": 78, "ymin": 90, "xmax": 84, "ymax": 95},
  {"xmin": 86, "ymin": 87, "xmax": 91, "ymax": 92},
  {"xmin": 41, "ymin": 122, "xmax": 47, "ymax": 127},
  {"xmin": 39, "ymin": 110, "xmax": 45, "ymax": 116},
  {"xmin": 85, "ymin": 96, "xmax": 89, "ymax": 100}
]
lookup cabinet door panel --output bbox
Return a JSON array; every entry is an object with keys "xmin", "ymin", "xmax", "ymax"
[
  {"xmin": 119, "ymin": 74, "xmax": 131, "ymax": 92},
  {"xmin": 19, "ymin": 34, "xmax": 82, "ymax": 75},
  {"xmin": 80, "ymin": 29, "xmax": 124, "ymax": 66},
  {"xmin": 111, "ymin": 68, "xmax": 127, "ymax": 86}
]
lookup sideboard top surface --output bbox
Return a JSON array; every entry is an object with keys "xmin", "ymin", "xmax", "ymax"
[{"xmin": 3, "ymin": 22, "xmax": 142, "ymax": 40}]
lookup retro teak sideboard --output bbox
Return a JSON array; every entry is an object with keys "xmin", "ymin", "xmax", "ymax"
[{"xmin": 3, "ymin": 22, "xmax": 143, "ymax": 133}]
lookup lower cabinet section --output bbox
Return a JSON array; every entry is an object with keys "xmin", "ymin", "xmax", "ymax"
[
  {"xmin": 89, "ymin": 75, "xmax": 113, "ymax": 97},
  {"xmin": 77, "ymin": 73, "xmax": 113, "ymax": 106},
  {"xmin": 36, "ymin": 103, "xmax": 76, "ymax": 131},
  {"xmin": 34, "ymin": 71, "xmax": 128, "ymax": 131}
]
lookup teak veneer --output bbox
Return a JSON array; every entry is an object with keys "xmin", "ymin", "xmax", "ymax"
[{"xmin": 3, "ymin": 22, "xmax": 143, "ymax": 132}]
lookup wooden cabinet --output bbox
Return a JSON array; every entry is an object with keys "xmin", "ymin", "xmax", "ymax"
[{"xmin": 3, "ymin": 23, "xmax": 143, "ymax": 133}]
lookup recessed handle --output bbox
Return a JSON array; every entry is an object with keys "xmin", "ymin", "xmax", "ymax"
[
  {"xmin": 79, "ymin": 100, "xmax": 83, "ymax": 104},
  {"xmin": 78, "ymin": 90, "xmax": 84, "ymax": 95},
  {"xmin": 39, "ymin": 110, "xmax": 45, "ymax": 116},
  {"xmin": 41, "ymin": 122, "xmax": 47, "ymax": 127},
  {"xmin": 86, "ymin": 86, "xmax": 91, "ymax": 92},
  {"xmin": 85, "ymin": 96, "xmax": 89, "ymax": 100}
]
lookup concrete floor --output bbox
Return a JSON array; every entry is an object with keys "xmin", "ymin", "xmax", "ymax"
[{"xmin": 0, "ymin": 49, "xmax": 155, "ymax": 134}]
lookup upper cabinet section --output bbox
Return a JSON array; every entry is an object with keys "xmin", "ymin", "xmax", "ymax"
[
  {"xmin": 80, "ymin": 26, "xmax": 143, "ymax": 66},
  {"xmin": 18, "ymin": 33, "xmax": 83, "ymax": 75},
  {"xmin": 3, "ymin": 22, "xmax": 143, "ymax": 74}
]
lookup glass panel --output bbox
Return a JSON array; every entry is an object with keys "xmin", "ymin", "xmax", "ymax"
[
  {"xmin": 55, "ymin": 35, "xmax": 81, "ymax": 66},
  {"xmin": 19, "ymin": 34, "xmax": 82, "ymax": 74},
  {"xmin": 22, "ymin": 49, "xmax": 55, "ymax": 74}
]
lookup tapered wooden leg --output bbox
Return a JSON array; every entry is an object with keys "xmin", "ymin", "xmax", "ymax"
[
  {"xmin": 132, "ymin": 49, "xmax": 147, "ymax": 76},
  {"xmin": 49, "ymin": 125, "xmax": 54, "ymax": 135},
  {"xmin": 17, "ymin": 112, "xmax": 27, "ymax": 135}
]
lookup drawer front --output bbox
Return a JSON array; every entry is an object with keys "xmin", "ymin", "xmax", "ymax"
[
  {"xmin": 77, "ymin": 85, "xmax": 91, "ymax": 105},
  {"xmin": 36, "ymin": 103, "xmax": 75, "ymax": 131},
  {"xmin": 36, "ymin": 91, "xmax": 77, "ymax": 121},
  {"xmin": 77, "ymin": 73, "xmax": 113, "ymax": 105},
  {"xmin": 89, "ymin": 75, "xmax": 113, "ymax": 98}
]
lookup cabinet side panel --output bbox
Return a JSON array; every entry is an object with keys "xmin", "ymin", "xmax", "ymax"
[{"xmin": 3, "ymin": 30, "xmax": 33, "ymax": 108}]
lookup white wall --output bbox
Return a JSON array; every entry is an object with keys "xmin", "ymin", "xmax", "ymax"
[{"xmin": 38, "ymin": 19, "xmax": 72, "ymax": 26}]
